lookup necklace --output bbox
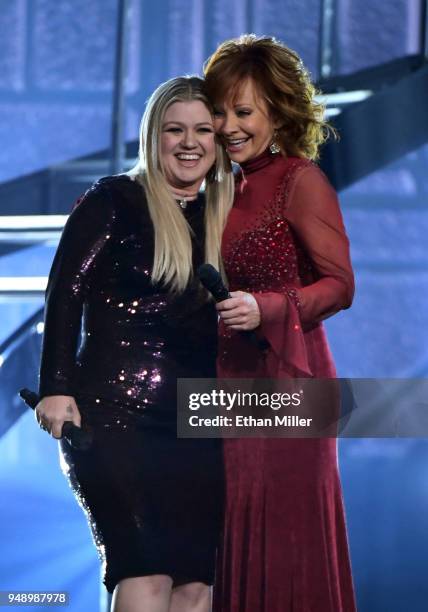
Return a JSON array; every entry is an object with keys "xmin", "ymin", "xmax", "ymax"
[{"xmin": 172, "ymin": 192, "xmax": 198, "ymax": 209}]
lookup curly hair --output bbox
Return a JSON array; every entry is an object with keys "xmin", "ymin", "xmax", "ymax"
[{"xmin": 203, "ymin": 34, "xmax": 335, "ymax": 161}]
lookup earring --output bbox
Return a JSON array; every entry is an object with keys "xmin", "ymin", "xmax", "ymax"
[{"xmin": 269, "ymin": 131, "xmax": 281, "ymax": 154}]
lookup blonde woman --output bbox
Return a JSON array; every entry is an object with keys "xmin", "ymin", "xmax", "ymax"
[
  {"xmin": 35, "ymin": 76, "xmax": 233, "ymax": 612},
  {"xmin": 204, "ymin": 36, "xmax": 356, "ymax": 612}
]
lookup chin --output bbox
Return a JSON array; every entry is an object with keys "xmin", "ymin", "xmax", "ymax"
[
  {"xmin": 229, "ymin": 151, "xmax": 251, "ymax": 164},
  {"xmin": 183, "ymin": 173, "xmax": 205, "ymax": 185},
  {"xmin": 174, "ymin": 165, "xmax": 211, "ymax": 185},
  {"xmin": 172, "ymin": 174, "xmax": 203, "ymax": 190}
]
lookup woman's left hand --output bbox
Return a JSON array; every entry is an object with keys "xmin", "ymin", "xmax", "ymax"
[{"xmin": 216, "ymin": 291, "xmax": 261, "ymax": 331}]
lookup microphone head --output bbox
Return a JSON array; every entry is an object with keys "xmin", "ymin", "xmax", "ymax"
[
  {"xmin": 19, "ymin": 388, "xmax": 39, "ymax": 409},
  {"xmin": 197, "ymin": 264, "xmax": 230, "ymax": 302},
  {"xmin": 197, "ymin": 263, "xmax": 219, "ymax": 285}
]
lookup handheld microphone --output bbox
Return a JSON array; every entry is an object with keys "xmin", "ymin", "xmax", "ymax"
[
  {"xmin": 197, "ymin": 264, "xmax": 268, "ymax": 349},
  {"xmin": 197, "ymin": 264, "xmax": 230, "ymax": 302},
  {"xmin": 19, "ymin": 388, "xmax": 93, "ymax": 451}
]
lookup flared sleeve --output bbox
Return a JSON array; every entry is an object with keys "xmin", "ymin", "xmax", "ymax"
[
  {"xmin": 253, "ymin": 164, "xmax": 354, "ymax": 377},
  {"xmin": 286, "ymin": 164, "xmax": 354, "ymax": 322},
  {"xmin": 38, "ymin": 184, "xmax": 115, "ymax": 398}
]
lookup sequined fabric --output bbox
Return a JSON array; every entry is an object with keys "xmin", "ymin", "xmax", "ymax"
[
  {"xmin": 59, "ymin": 428, "xmax": 223, "ymax": 593},
  {"xmin": 39, "ymin": 176, "xmax": 223, "ymax": 592},
  {"xmin": 39, "ymin": 175, "xmax": 217, "ymax": 428}
]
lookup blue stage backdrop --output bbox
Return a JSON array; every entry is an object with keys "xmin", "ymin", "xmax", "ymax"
[
  {"xmin": 0, "ymin": 0, "xmax": 421, "ymax": 182},
  {"xmin": 0, "ymin": 2, "xmax": 427, "ymax": 612}
]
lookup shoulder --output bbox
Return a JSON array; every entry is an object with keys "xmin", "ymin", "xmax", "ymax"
[
  {"xmin": 93, "ymin": 174, "xmax": 146, "ymax": 202},
  {"xmin": 276, "ymin": 159, "xmax": 338, "ymax": 215},
  {"xmin": 269, "ymin": 156, "xmax": 312, "ymax": 194},
  {"xmin": 277, "ymin": 158, "xmax": 334, "ymax": 196},
  {"xmin": 291, "ymin": 161, "xmax": 335, "ymax": 196},
  {"xmin": 269, "ymin": 156, "xmax": 313, "ymax": 202},
  {"xmin": 72, "ymin": 174, "xmax": 148, "ymax": 216},
  {"xmin": 286, "ymin": 161, "xmax": 341, "ymax": 222},
  {"xmin": 277, "ymin": 156, "xmax": 314, "ymax": 182}
]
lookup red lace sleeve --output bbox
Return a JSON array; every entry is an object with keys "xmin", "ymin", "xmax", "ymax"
[
  {"xmin": 251, "ymin": 163, "xmax": 353, "ymax": 377},
  {"xmin": 286, "ymin": 164, "xmax": 354, "ymax": 324}
]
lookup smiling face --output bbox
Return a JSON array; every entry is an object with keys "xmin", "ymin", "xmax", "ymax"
[
  {"xmin": 213, "ymin": 78, "xmax": 277, "ymax": 164},
  {"xmin": 160, "ymin": 100, "xmax": 216, "ymax": 194}
]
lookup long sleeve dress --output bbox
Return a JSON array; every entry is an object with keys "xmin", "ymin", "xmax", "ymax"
[
  {"xmin": 213, "ymin": 149, "xmax": 356, "ymax": 612},
  {"xmin": 38, "ymin": 175, "xmax": 224, "ymax": 593}
]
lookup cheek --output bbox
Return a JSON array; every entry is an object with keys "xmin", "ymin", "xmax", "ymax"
[
  {"xmin": 260, "ymin": 119, "xmax": 275, "ymax": 139},
  {"xmin": 208, "ymin": 137, "xmax": 217, "ymax": 161},
  {"xmin": 159, "ymin": 136, "xmax": 167, "ymax": 165},
  {"xmin": 214, "ymin": 118, "xmax": 223, "ymax": 133},
  {"xmin": 159, "ymin": 136, "xmax": 179, "ymax": 176},
  {"xmin": 202, "ymin": 135, "xmax": 216, "ymax": 165},
  {"xmin": 160, "ymin": 134, "xmax": 174, "ymax": 159}
]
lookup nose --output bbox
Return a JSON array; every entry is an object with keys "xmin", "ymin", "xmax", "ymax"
[
  {"xmin": 182, "ymin": 129, "xmax": 197, "ymax": 148},
  {"xmin": 217, "ymin": 112, "xmax": 238, "ymax": 136}
]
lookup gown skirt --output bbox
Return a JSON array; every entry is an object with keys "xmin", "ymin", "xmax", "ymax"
[
  {"xmin": 214, "ymin": 437, "xmax": 355, "ymax": 612},
  {"xmin": 60, "ymin": 405, "xmax": 224, "ymax": 594}
]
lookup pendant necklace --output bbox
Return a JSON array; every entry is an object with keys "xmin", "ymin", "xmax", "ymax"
[{"xmin": 172, "ymin": 193, "xmax": 198, "ymax": 210}]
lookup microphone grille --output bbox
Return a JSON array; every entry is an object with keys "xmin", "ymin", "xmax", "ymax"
[{"xmin": 197, "ymin": 264, "xmax": 219, "ymax": 289}]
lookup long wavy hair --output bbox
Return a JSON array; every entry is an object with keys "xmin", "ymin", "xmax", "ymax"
[
  {"xmin": 203, "ymin": 35, "xmax": 335, "ymax": 161},
  {"xmin": 128, "ymin": 76, "xmax": 234, "ymax": 292}
]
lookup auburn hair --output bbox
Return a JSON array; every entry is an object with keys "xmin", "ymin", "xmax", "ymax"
[{"xmin": 204, "ymin": 34, "xmax": 335, "ymax": 160}]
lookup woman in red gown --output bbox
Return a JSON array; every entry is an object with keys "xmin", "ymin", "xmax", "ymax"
[{"xmin": 204, "ymin": 35, "xmax": 357, "ymax": 611}]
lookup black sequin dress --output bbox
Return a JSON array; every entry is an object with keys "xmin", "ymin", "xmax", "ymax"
[{"xmin": 38, "ymin": 175, "xmax": 223, "ymax": 593}]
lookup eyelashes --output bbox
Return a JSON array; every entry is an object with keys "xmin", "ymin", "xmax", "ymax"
[
  {"xmin": 213, "ymin": 110, "xmax": 252, "ymax": 118},
  {"xmin": 164, "ymin": 127, "xmax": 214, "ymax": 134}
]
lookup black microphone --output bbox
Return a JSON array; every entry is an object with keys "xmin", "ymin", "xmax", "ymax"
[
  {"xmin": 197, "ymin": 264, "xmax": 231, "ymax": 302},
  {"xmin": 197, "ymin": 264, "xmax": 268, "ymax": 349},
  {"xmin": 19, "ymin": 388, "xmax": 93, "ymax": 451}
]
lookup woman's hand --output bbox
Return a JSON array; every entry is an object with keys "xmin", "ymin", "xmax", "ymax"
[
  {"xmin": 216, "ymin": 291, "xmax": 261, "ymax": 331},
  {"xmin": 35, "ymin": 395, "xmax": 81, "ymax": 439}
]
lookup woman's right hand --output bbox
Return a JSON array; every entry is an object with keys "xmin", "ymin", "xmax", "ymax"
[{"xmin": 34, "ymin": 395, "xmax": 81, "ymax": 439}]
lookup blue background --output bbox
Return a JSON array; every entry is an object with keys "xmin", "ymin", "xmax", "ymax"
[{"xmin": 0, "ymin": 1, "xmax": 427, "ymax": 611}]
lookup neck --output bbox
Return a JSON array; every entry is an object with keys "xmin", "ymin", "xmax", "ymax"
[
  {"xmin": 169, "ymin": 185, "xmax": 200, "ymax": 201},
  {"xmin": 240, "ymin": 146, "xmax": 281, "ymax": 174},
  {"xmin": 172, "ymin": 191, "xmax": 199, "ymax": 201}
]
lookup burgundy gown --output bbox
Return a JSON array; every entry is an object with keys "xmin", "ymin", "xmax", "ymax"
[{"xmin": 213, "ymin": 149, "xmax": 357, "ymax": 612}]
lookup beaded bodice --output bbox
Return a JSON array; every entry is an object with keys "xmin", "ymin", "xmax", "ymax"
[{"xmin": 222, "ymin": 150, "xmax": 313, "ymax": 293}]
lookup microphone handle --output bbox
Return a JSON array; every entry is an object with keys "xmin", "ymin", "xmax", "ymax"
[
  {"xmin": 19, "ymin": 388, "xmax": 93, "ymax": 451},
  {"xmin": 213, "ymin": 287, "xmax": 231, "ymax": 303},
  {"xmin": 196, "ymin": 264, "xmax": 268, "ymax": 349},
  {"xmin": 211, "ymin": 288, "xmax": 268, "ymax": 349}
]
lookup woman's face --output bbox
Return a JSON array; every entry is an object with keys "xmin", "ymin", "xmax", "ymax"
[
  {"xmin": 213, "ymin": 78, "xmax": 276, "ymax": 164},
  {"xmin": 160, "ymin": 100, "xmax": 216, "ymax": 192}
]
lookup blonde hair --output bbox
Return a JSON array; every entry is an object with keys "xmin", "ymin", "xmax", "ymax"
[
  {"xmin": 204, "ymin": 34, "xmax": 335, "ymax": 161},
  {"xmin": 128, "ymin": 76, "xmax": 233, "ymax": 292}
]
